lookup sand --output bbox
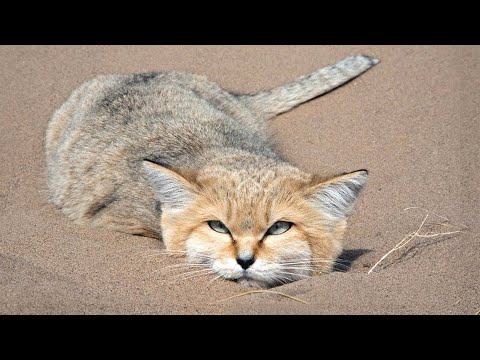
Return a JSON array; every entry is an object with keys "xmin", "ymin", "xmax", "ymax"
[{"xmin": 0, "ymin": 45, "xmax": 479, "ymax": 314}]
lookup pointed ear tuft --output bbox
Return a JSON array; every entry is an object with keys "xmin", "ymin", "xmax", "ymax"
[
  {"xmin": 143, "ymin": 160, "xmax": 196, "ymax": 211},
  {"xmin": 307, "ymin": 170, "xmax": 368, "ymax": 220}
]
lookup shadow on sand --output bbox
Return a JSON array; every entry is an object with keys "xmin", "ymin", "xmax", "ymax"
[{"xmin": 335, "ymin": 248, "xmax": 372, "ymax": 272}]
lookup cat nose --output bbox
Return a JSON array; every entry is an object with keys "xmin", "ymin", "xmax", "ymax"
[{"xmin": 237, "ymin": 256, "xmax": 255, "ymax": 270}]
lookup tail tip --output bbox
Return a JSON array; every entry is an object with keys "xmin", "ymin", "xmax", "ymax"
[{"xmin": 362, "ymin": 55, "xmax": 380, "ymax": 66}]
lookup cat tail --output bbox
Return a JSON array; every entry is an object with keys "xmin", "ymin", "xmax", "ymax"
[{"xmin": 238, "ymin": 55, "xmax": 379, "ymax": 120}]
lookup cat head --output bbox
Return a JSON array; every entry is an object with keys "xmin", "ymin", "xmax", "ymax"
[{"xmin": 143, "ymin": 158, "xmax": 367, "ymax": 288}]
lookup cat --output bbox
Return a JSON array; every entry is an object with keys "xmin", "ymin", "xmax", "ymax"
[{"xmin": 45, "ymin": 55, "xmax": 379, "ymax": 288}]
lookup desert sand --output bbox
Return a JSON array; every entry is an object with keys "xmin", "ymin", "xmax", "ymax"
[{"xmin": 0, "ymin": 45, "xmax": 478, "ymax": 314}]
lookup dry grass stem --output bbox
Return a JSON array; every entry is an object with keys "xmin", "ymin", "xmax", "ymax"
[
  {"xmin": 368, "ymin": 207, "xmax": 466, "ymax": 274},
  {"xmin": 215, "ymin": 290, "xmax": 308, "ymax": 304}
]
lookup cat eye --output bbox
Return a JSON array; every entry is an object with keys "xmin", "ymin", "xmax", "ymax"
[
  {"xmin": 266, "ymin": 221, "xmax": 292, "ymax": 235},
  {"xmin": 207, "ymin": 220, "xmax": 230, "ymax": 234}
]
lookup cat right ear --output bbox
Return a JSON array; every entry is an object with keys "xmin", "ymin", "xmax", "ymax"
[
  {"xmin": 306, "ymin": 170, "xmax": 368, "ymax": 222},
  {"xmin": 143, "ymin": 160, "xmax": 196, "ymax": 211}
]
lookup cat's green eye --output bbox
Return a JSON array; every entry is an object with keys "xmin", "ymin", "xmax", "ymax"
[
  {"xmin": 266, "ymin": 221, "xmax": 293, "ymax": 235},
  {"xmin": 208, "ymin": 220, "xmax": 230, "ymax": 234}
]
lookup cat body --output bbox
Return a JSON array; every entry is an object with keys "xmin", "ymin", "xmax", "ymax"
[{"xmin": 45, "ymin": 55, "xmax": 378, "ymax": 287}]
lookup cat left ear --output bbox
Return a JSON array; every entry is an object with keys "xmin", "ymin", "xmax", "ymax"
[
  {"xmin": 307, "ymin": 170, "xmax": 368, "ymax": 221},
  {"xmin": 143, "ymin": 160, "xmax": 196, "ymax": 211}
]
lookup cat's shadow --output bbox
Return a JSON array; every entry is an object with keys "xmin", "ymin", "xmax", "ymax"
[{"xmin": 334, "ymin": 248, "xmax": 372, "ymax": 272}]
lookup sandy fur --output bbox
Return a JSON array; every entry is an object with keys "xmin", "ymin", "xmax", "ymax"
[{"xmin": 45, "ymin": 55, "xmax": 377, "ymax": 287}]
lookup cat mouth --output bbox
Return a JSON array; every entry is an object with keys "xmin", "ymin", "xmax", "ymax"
[
  {"xmin": 234, "ymin": 273, "xmax": 270, "ymax": 288},
  {"xmin": 235, "ymin": 276, "xmax": 268, "ymax": 289}
]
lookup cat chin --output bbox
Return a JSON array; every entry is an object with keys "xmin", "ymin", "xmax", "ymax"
[{"xmin": 235, "ymin": 277, "xmax": 270, "ymax": 289}]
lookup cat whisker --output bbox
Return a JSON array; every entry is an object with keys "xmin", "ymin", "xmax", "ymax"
[
  {"xmin": 143, "ymin": 253, "xmax": 184, "ymax": 259},
  {"xmin": 137, "ymin": 248, "xmax": 163, "ymax": 253},
  {"xmin": 278, "ymin": 262, "xmax": 347, "ymax": 270},
  {"xmin": 308, "ymin": 257, "xmax": 351, "ymax": 264},
  {"xmin": 161, "ymin": 253, "xmax": 189, "ymax": 257},
  {"xmin": 207, "ymin": 274, "xmax": 225, "ymax": 286},
  {"xmin": 279, "ymin": 261, "xmax": 330, "ymax": 266},
  {"xmin": 141, "ymin": 250, "xmax": 185, "ymax": 258},
  {"xmin": 149, "ymin": 249, "xmax": 187, "ymax": 254},
  {"xmin": 322, "ymin": 262, "xmax": 350, "ymax": 268},
  {"xmin": 160, "ymin": 263, "xmax": 210, "ymax": 271},
  {"xmin": 280, "ymin": 267, "xmax": 313, "ymax": 272},
  {"xmin": 275, "ymin": 275, "xmax": 293, "ymax": 285},
  {"xmin": 278, "ymin": 257, "xmax": 349, "ymax": 264},
  {"xmin": 308, "ymin": 258, "xmax": 350, "ymax": 264},
  {"xmin": 279, "ymin": 264, "xmax": 312, "ymax": 268},
  {"xmin": 137, "ymin": 249, "xmax": 165, "ymax": 257},
  {"xmin": 175, "ymin": 268, "xmax": 214, "ymax": 278},
  {"xmin": 170, "ymin": 273, "xmax": 214, "ymax": 284},
  {"xmin": 188, "ymin": 257, "xmax": 216, "ymax": 263},
  {"xmin": 148, "ymin": 252, "xmax": 215, "ymax": 265},
  {"xmin": 275, "ymin": 270, "xmax": 311, "ymax": 279},
  {"xmin": 152, "ymin": 263, "xmax": 211, "ymax": 277},
  {"xmin": 174, "ymin": 270, "xmax": 216, "ymax": 282},
  {"xmin": 280, "ymin": 259, "xmax": 350, "ymax": 269}
]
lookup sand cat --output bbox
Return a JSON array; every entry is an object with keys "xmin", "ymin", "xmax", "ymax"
[{"xmin": 45, "ymin": 55, "xmax": 379, "ymax": 288}]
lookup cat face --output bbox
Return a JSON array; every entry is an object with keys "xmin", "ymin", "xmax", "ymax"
[{"xmin": 144, "ymin": 160, "xmax": 367, "ymax": 288}]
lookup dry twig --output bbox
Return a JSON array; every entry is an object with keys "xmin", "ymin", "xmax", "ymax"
[
  {"xmin": 367, "ymin": 207, "xmax": 466, "ymax": 274},
  {"xmin": 215, "ymin": 290, "xmax": 308, "ymax": 304}
]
